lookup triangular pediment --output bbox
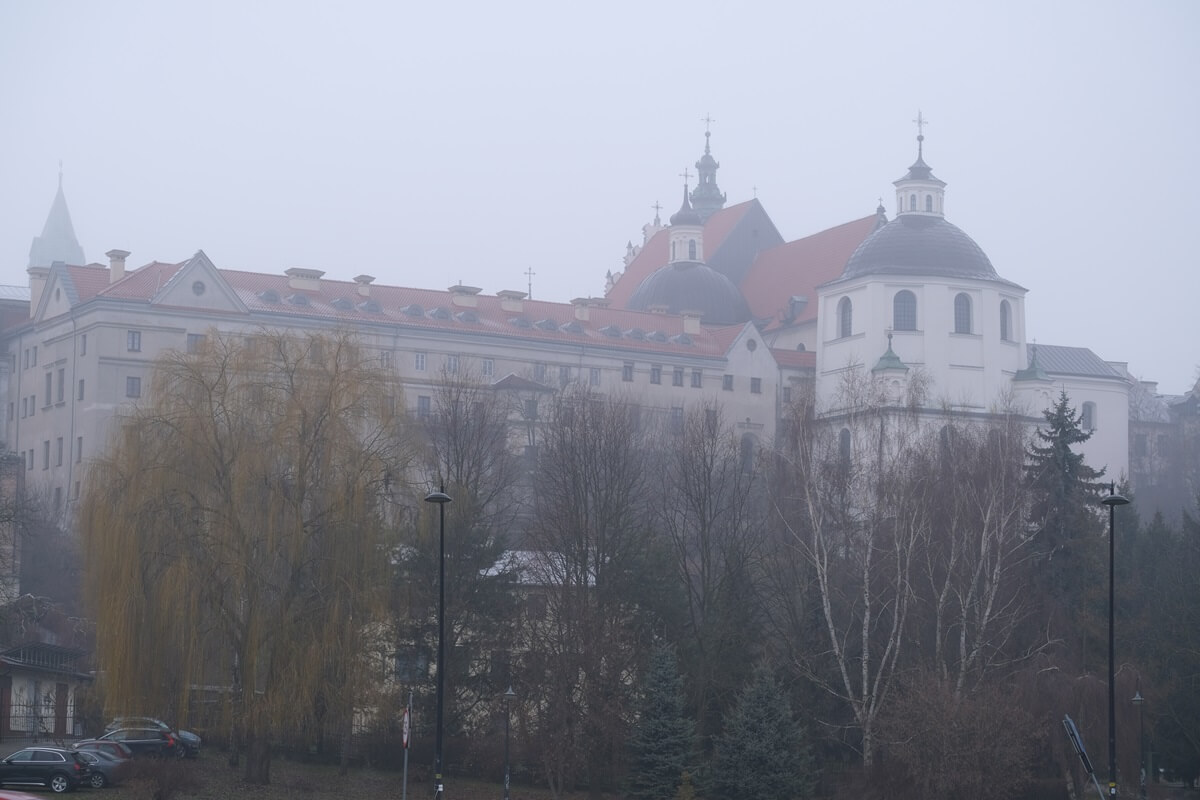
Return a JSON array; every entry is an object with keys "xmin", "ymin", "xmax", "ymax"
[
  {"xmin": 150, "ymin": 250, "xmax": 247, "ymax": 314},
  {"xmin": 31, "ymin": 263, "xmax": 82, "ymax": 323}
]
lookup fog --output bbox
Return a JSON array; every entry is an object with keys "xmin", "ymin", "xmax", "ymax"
[{"xmin": 1, "ymin": 0, "xmax": 1196, "ymax": 393}]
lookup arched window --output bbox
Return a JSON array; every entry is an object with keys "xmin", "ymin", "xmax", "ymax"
[
  {"xmin": 925, "ymin": 194, "xmax": 933, "ymax": 212},
  {"xmin": 671, "ymin": 241, "xmax": 676, "ymax": 260},
  {"xmin": 839, "ymin": 428, "xmax": 852, "ymax": 463},
  {"xmin": 837, "ymin": 297, "xmax": 853, "ymax": 338},
  {"xmin": 893, "ymin": 290, "xmax": 917, "ymax": 331},
  {"xmin": 1000, "ymin": 299, "xmax": 1012, "ymax": 341},
  {"xmin": 909, "ymin": 193, "xmax": 917, "ymax": 211},
  {"xmin": 688, "ymin": 239, "xmax": 697, "ymax": 260},
  {"xmin": 954, "ymin": 293, "xmax": 972, "ymax": 334},
  {"xmin": 1081, "ymin": 401, "xmax": 1097, "ymax": 431}
]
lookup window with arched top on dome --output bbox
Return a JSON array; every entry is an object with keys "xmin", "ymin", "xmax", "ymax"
[
  {"xmin": 893, "ymin": 290, "xmax": 917, "ymax": 331},
  {"xmin": 688, "ymin": 239, "xmax": 697, "ymax": 260},
  {"xmin": 954, "ymin": 293, "xmax": 972, "ymax": 334},
  {"xmin": 909, "ymin": 194, "xmax": 917, "ymax": 211},
  {"xmin": 1000, "ymin": 299, "xmax": 1012, "ymax": 341},
  {"xmin": 925, "ymin": 195, "xmax": 933, "ymax": 212},
  {"xmin": 837, "ymin": 297, "xmax": 853, "ymax": 338}
]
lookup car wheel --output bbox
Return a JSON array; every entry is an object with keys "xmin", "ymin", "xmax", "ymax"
[
  {"xmin": 176, "ymin": 745, "xmax": 187, "ymax": 759},
  {"xmin": 50, "ymin": 772, "xmax": 71, "ymax": 793},
  {"xmin": 90, "ymin": 771, "xmax": 107, "ymax": 789}
]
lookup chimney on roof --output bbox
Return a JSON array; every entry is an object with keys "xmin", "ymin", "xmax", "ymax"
[
  {"xmin": 498, "ymin": 289, "xmax": 525, "ymax": 313},
  {"xmin": 681, "ymin": 310, "xmax": 702, "ymax": 335},
  {"xmin": 107, "ymin": 249, "xmax": 130, "ymax": 284},
  {"xmin": 27, "ymin": 266, "xmax": 49, "ymax": 318},
  {"xmin": 571, "ymin": 297, "xmax": 610, "ymax": 321},
  {"xmin": 449, "ymin": 284, "xmax": 482, "ymax": 308},
  {"xmin": 285, "ymin": 267, "xmax": 325, "ymax": 292},
  {"xmin": 354, "ymin": 274, "xmax": 375, "ymax": 297}
]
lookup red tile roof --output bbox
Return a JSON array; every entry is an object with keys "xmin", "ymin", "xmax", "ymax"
[
  {"xmin": 771, "ymin": 348, "xmax": 816, "ymax": 370},
  {"xmin": 742, "ymin": 215, "xmax": 879, "ymax": 327}
]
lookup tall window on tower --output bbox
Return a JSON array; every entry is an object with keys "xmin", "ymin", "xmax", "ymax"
[
  {"xmin": 837, "ymin": 297, "xmax": 853, "ymax": 338},
  {"xmin": 953, "ymin": 293, "xmax": 972, "ymax": 334},
  {"xmin": 893, "ymin": 290, "xmax": 917, "ymax": 331},
  {"xmin": 688, "ymin": 239, "xmax": 697, "ymax": 260},
  {"xmin": 1000, "ymin": 299, "xmax": 1012, "ymax": 341}
]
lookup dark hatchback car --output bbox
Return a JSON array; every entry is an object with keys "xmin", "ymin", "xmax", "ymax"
[
  {"xmin": 0, "ymin": 747, "xmax": 90, "ymax": 793},
  {"xmin": 105, "ymin": 717, "xmax": 200, "ymax": 758},
  {"xmin": 97, "ymin": 727, "xmax": 178, "ymax": 757},
  {"xmin": 74, "ymin": 750, "xmax": 130, "ymax": 789}
]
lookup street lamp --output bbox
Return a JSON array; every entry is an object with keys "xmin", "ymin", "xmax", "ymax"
[
  {"xmin": 1101, "ymin": 484, "xmax": 1130, "ymax": 798},
  {"xmin": 425, "ymin": 488, "xmax": 452, "ymax": 800},
  {"xmin": 1132, "ymin": 688, "xmax": 1145, "ymax": 799},
  {"xmin": 503, "ymin": 686, "xmax": 516, "ymax": 800}
]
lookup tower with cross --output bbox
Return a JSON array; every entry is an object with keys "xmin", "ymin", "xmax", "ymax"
[
  {"xmin": 894, "ymin": 111, "xmax": 946, "ymax": 217},
  {"xmin": 691, "ymin": 114, "xmax": 727, "ymax": 222}
]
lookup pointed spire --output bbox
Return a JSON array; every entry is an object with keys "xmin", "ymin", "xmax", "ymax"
[
  {"xmin": 691, "ymin": 115, "xmax": 727, "ymax": 222},
  {"xmin": 894, "ymin": 113, "xmax": 947, "ymax": 217},
  {"xmin": 1014, "ymin": 342, "xmax": 1051, "ymax": 382},
  {"xmin": 29, "ymin": 167, "xmax": 85, "ymax": 268},
  {"xmin": 670, "ymin": 174, "xmax": 701, "ymax": 227}
]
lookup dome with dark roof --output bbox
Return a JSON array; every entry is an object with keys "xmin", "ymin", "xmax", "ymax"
[
  {"xmin": 840, "ymin": 213, "xmax": 997, "ymax": 281},
  {"xmin": 628, "ymin": 261, "xmax": 751, "ymax": 325}
]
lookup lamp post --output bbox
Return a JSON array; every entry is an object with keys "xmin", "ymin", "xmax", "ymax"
[
  {"xmin": 503, "ymin": 686, "xmax": 516, "ymax": 800},
  {"xmin": 425, "ymin": 488, "xmax": 452, "ymax": 800},
  {"xmin": 1101, "ymin": 484, "xmax": 1130, "ymax": 798},
  {"xmin": 1132, "ymin": 688, "xmax": 1145, "ymax": 799}
]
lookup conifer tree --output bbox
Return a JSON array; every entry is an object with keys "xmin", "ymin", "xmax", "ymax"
[
  {"xmin": 626, "ymin": 643, "xmax": 695, "ymax": 800},
  {"xmin": 711, "ymin": 666, "xmax": 816, "ymax": 800}
]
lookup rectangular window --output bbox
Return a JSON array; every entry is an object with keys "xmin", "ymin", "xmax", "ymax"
[
  {"xmin": 415, "ymin": 352, "xmax": 427, "ymax": 371},
  {"xmin": 56, "ymin": 368, "xmax": 64, "ymax": 403},
  {"xmin": 126, "ymin": 376, "xmax": 141, "ymax": 398},
  {"xmin": 73, "ymin": 481, "xmax": 80, "ymax": 499},
  {"xmin": 6, "ymin": 403, "xmax": 11, "ymax": 421},
  {"xmin": 21, "ymin": 397, "xmax": 27, "ymax": 418},
  {"xmin": 524, "ymin": 399, "xmax": 538, "ymax": 420},
  {"xmin": 589, "ymin": 367, "xmax": 601, "ymax": 386},
  {"xmin": 53, "ymin": 487, "xmax": 62, "ymax": 511},
  {"xmin": 55, "ymin": 437, "xmax": 63, "ymax": 467},
  {"xmin": 78, "ymin": 379, "xmax": 85, "ymax": 401},
  {"xmin": 29, "ymin": 395, "xmax": 34, "ymax": 416},
  {"xmin": 650, "ymin": 365, "xmax": 662, "ymax": 385},
  {"xmin": 446, "ymin": 355, "xmax": 459, "ymax": 375},
  {"xmin": 45, "ymin": 372, "xmax": 52, "ymax": 403},
  {"xmin": 417, "ymin": 395, "xmax": 431, "ymax": 418},
  {"xmin": 42, "ymin": 441, "xmax": 49, "ymax": 470},
  {"xmin": 22, "ymin": 349, "xmax": 28, "ymax": 369},
  {"xmin": 380, "ymin": 350, "xmax": 393, "ymax": 368},
  {"xmin": 670, "ymin": 406, "xmax": 684, "ymax": 434},
  {"xmin": 31, "ymin": 346, "xmax": 37, "ymax": 366},
  {"xmin": 76, "ymin": 437, "xmax": 83, "ymax": 463},
  {"xmin": 25, "ymin": 450, "xmax": 32, "ymax": 471},
  {"xmin": 187, "ymin": 333, "xmax": 206, "ymax": 354},
  {"xmin": 559, "ymin": 365, "xmax": 571, "ymax": 386},
  {"xmin": 691, "ymin": 369, "xmax": 702, "ymax": 388},
  {"xmin": 751, "ymin": 377, "xmax": 762, "ymax": 394},
  {"xmin": 782, "ymin": 386, "xmax": 792, "ymax": 404},
  {"xmin": 622, "ymin": 362, "xmax": 634, "ymax": 382},
  {"xmin": 706, "ymin": 408, "xmax": 718, "ymax": 428},
  {"xmin": 482, "ymin": 358, "xmax": 494, "ymax": 378},
  {"xmin": 79, "ymin": 334, "xmax": 86, "ymax": 356},
  {"xmin": 534, "ymin": 363, "xmax": 547, "ymax": 383},
  {"xmin": 672, "ymin": 367, "xmax": 684, "ymax": 387},
  {"xmin": 722, "ymin": 374, "xmax": 733, "ymax": 391},
  {"xmin": 127, "ymin": 330, "xmax": 141, "ymax": 352}
]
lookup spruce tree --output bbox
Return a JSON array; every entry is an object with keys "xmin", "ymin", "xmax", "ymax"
[
  {"xmin": 626, "ymin": 643, "xmax": 695, "ymax": 800},
  {"xmin": 710, "ymin": 666, "xmax": 816, "ymax": 800}
]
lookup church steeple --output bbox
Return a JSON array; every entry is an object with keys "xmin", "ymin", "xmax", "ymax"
[
  {"xmin": 669, "ymin": 174, "xmax": 704, "ymax": 264},
  {"xmin": 894, "ymin": 111, "xmax": 947, "ymax": 218},
  {"xmin": 29, "ymin": 167, "xmax": 85, "ymax": 267},
  {"xmin": 690, "ymin": 115, "xmax": 726, "ymax": 222}
]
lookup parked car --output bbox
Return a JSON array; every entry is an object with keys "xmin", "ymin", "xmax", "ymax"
[
  {"xmin": 104, "ymin": 716, "xmax": 201, "ymax": 758},
  {"xmin": 72, "ymin": 739, "xmax": 133, "ymax": 761},
  {"xmin": 74, "ymin": 750, "xmax": 130, "ymax": 789},
  {"xmin": 0, "ymin": 747, "xmax": 90, "ymax": 793},
  {"xmin": 97, "ymin": 727, "xmax": 179, "ymax": 758}
]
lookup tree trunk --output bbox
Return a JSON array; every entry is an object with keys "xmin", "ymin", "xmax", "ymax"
[{"xmin": 243, "ymin": 730, "xmax": 272, "ymax": 785}]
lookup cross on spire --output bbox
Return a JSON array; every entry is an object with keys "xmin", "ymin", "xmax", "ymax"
[
  {"xmin": 679, "ymin": 167, "xmax": 691, "ymax": 188},
  {"xmin": 913, "ymin": 110, "xmax": 927, "ymax": 138},
  {"xmin": 524, "ymin": 267, "xmax": 535, "ymax": 299},
  {"xmin": 701, "ymin": 113, "xmax": 715, "ymax": 133}
]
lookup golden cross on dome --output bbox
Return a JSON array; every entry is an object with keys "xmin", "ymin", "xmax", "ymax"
[
  {"xmin": 913, "ymin": 110, "xmax": 928, "ymax": 138},
  {"xmin": 679, "ymin": 168, "xmax": 691, "ymax": 186},
  {"xmin": 701, "ymin": 113, "xmax": 715, "ymax": 133}
]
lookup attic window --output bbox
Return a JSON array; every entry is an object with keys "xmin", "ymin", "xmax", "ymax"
[
  {"xmin": 670, "ymin": 333, "xmax": 693, "ymax": 346},
  {"xmin": 509, "ymin": 317, "xmax": 532, "ymax": 329},
  {"xmin": 259, "ymin": 290, "xmax": 280, "ymax": 303},
  {"xmin": 330, "ymin": 297, "xmax": 354, "ymax": 311},
  {"xmin": 358, "ymin": 300, "xmax": 381, "ymax": 313},
  {"xmin": 626, "ymin": 328, "xmax": 646, "ymax": 341},
  {"xmin": 429, "ymin": 307, "xmax": 451, "ymax": 320},
  {"xmin": 648, "ymin": 331, "xmax": 668, "ymax": 342},
  {"xmin": 455, "ymin": 310, "xmax": 479, "ymax": 323},
  {"xmin": 287, "ymin": 293, "xmax": 310, "ymax": 306},
  {"xmin": 192, "ymin": 280, "xmax": 206, "ymax": 296},
  {"xmin": 560, "ymin": 320, "xmax": 583, "ymax": 334},
  {"xmin": 402, "ymin": 304, "xmax": 424, "ymax": 317},
  {"xmin": 534, "ymin": 319, "xmax": 558, "ymax": 331}
]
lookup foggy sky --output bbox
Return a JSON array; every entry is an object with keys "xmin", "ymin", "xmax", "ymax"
[{"xmin": 1, "ymin": 0, "xmax": 1196, "ymax": 393}]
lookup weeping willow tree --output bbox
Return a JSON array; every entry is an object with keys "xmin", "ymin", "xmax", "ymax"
[{"xmin": 81, "ymin": 329, "xmax": 412, "ymax": 784}]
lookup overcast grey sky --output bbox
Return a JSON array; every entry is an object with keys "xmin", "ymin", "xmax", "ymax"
[{"xmin": 2, "ymin": 0, "xmax": 1196, "ymax": 393}]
